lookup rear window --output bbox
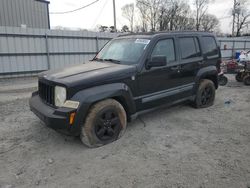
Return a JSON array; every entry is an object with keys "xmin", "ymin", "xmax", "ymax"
[
  {"xmin": 202, "ymin": 36, "xmax": 219, "ymax": 57},
  {"xmin": 179, "ymin": 37, "xmax": 201, "ymax": 59}
]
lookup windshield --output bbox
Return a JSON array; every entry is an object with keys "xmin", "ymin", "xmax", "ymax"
[{"xmin": 95, "ymin": 38, "xmax": 150, "ymax": 65}]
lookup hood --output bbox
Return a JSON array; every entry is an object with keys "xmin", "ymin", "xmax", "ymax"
[{"xmin": 39, "ymin": 61, "xmax": 137, "ymax": 88}]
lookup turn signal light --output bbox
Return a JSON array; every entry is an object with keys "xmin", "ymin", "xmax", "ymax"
[{"xmin": 69, "ymin": 112, "xmax": 76, "ymax": 125}]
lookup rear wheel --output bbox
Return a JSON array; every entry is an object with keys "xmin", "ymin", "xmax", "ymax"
[
  {"xmin": 193, "ymin": 79, "xmax": 215, "ymax": 108},
  {"xmin": 235, "ymin": 72, "xmax": 243, "ymax": 82},
  {"xmin": 80, "ymin": 99, "xmax": 127, "ymax": 148},
  {"xmin": 243, "ymin": 75, "xmax": 250, "ymax": 85}
]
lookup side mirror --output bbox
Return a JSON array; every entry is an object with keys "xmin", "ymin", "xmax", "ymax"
[{"xmin": 146, "ymin": 56, "xmax": 167, "ymax": 69}]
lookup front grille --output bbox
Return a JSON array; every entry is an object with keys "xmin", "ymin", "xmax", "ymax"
[{"xmin": 38, "ymin": 81, "xmax": 54, "ymax": 105}]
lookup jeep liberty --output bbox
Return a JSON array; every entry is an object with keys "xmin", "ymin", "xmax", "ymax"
[{"xmin": 29, "ymin": 31, "xmax": 221, "ymax": 147}]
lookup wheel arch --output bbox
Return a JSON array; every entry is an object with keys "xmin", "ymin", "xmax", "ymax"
[
  {"xmin": 196, "ymin": 66, "xmax": 218, "ymax": 89},
  {"xmin": 112, "ymin": 96, "xmax": 132, "ymax": 122},
  {"xmin": 202, "ymin": 74, "xmax": 218, "ymax": 89},
  {"xmin": 70, "ymin": 83, "xmax": 136, "ymax": 134}
]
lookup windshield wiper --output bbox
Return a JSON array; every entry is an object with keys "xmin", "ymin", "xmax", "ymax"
[
  {"xmin": 92, "ymin": 57, "xmax": 120, "ymax": 64},
  {"xmin": 103, "ymin": 58, "xmax": 121, "ymax": 64},
  {"xmin": 92, "ymin": 57, "xmax": 103, "ymax": 61}
]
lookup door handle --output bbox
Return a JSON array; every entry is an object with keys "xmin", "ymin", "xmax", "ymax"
[
  {"xmin": 171, "ymin": 66, "xmax": 180, "ymax": 71},
  {"xmin": 198, "ymin": 61, "xmax": 205, "ymax": 65}
]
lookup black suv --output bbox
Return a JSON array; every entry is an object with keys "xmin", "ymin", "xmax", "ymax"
[{"xmin": 30, "ymin": 31, "xmax": 221, "ymax": 147}]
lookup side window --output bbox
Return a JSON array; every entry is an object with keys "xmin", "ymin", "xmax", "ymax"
[
  {"xmin": 202, "ymin": 36, "xmax": 219, "ymax": 57},
  {"xmin": 179, "ymin": 37, "xmax": 201, "ymax": 59},
  {"xmin": 151, "ymin": 39, "xmax": 175, "ymax": 62}
]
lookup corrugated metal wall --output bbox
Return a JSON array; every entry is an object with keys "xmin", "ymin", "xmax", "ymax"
[
  {"xmin": 218, "ymin": 37, "xmax": 250, "ymax": 59},
  {"xmin": 0, "ymin": 28, "xmax": 249, "ymax": 78},
  {"xmin": 0, "ymin": 0, "xmax": 49, "ymax": 29},
  {"xmin": 0, "ymin": 26, "xmax": 118, "ymax": 77}
]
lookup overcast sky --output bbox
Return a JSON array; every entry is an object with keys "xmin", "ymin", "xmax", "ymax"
[{"xmin": 49, "ymin": 0, "xmax": 248, "ymax": 33}]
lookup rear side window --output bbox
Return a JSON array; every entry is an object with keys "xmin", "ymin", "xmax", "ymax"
[
  {"xmin": 202, "ymin": 36, "xmax": 219, "ymax": 57},
  {"xmin": 151, "ymin": 39, "xmax": 175, "ymax": 62},
  {"xmin": 179, "ymin": 37, "xmax": 201, "ymax": 59}
]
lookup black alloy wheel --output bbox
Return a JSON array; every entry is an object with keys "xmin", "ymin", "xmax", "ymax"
[
  {"xmin": 94, "ymin": 109, "xmax": 121, "ymax": 141},
  {"xmin": 201, "ymin": 86, "xmax": 213, "ymax": 105},
  {"xmin": 80, "ymin": 99, "xmax": 127, "ymax": 148},
  {"xmin": 193, "ymin": 79, "xmax": 215, "ymax": 108}
]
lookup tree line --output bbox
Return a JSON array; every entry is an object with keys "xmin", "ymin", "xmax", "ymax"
[
  {"xmin": 122, "ymin": 0, "xmax": 219, "ymax": 33},
  {"xmin": 231, "ymin": 0, "xmax": 250, "ymax": 36},
  {"xmin": 99, "ymin": 0, "xmax": 249, "ymax": 36}
]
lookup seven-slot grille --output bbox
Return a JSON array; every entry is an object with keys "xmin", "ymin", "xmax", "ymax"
[{"xmin": 38, "ymin": 81, "xmax": 54, "ymax": 105}]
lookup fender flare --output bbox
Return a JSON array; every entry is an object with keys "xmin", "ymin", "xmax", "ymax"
[
  {"xmin": 195, "ymin": 66, "xmax": 218, "ymax": 90},
  {"xmin": 70, "ymin": 83, "xmax": 136, "ymax": 133}
]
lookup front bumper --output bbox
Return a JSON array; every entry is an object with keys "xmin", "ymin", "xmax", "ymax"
[{"xmin": 29, "ymin": 92, "xmax": 80, "ymax": 136}]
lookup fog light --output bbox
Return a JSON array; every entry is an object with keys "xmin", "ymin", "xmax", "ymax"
[{"xmin": 69, "ymin": 112, "xmax": 76, "ymax": 125}]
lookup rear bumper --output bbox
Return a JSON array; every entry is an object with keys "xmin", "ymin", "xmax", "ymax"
[{"xmin": 29, "ymin": 92, "xmax": 80, "ymax": 136}]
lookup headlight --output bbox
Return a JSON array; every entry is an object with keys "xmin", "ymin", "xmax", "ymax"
[{"xmin": 54, "ymin": 86, "xmax": 66, "ymax": 107}]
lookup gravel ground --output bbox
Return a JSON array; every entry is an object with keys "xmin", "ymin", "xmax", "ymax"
[{"xmin": 0, "ymin": 75, "xmax": 249, "ymax": 188}]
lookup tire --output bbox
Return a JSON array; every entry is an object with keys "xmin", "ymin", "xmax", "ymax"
[
  {"xmin": 243, "ymin": 75, "xmax": 250, "ymax": 85},
  {"xmin": 218, "ymin": 75, "xmax": 228, "ymax": 86},
  {"xmin": 193, "ymin": 79, "xmax": 215, "ymax": 108},
  {"xmin": 80, "ymin": 99, "xmax": 127, "ymax": 148},
  {"xmin": 235, "ymin": 73, "xmax": 243, "ymax": 82}
]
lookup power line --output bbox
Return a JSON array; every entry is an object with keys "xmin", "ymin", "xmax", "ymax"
[
  {"xmin": 50, "ymin": 0, "xmax": 100, "ymax": 14},
  {"xmin": 91, "ymin": 0, "xmax": 109, "ymax": 28}
]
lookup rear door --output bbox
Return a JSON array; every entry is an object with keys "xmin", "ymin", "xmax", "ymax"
[
  {"xmin": 177, "ymin": 36, "xmax": 203, "ymax": 97},
  {"xmin": 201, "ymin": 36, "xmax": 221, "ymax": 70}
]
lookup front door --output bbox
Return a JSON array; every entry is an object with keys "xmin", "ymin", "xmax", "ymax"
[{"xmin": 136, "ymin": 37, "xmax": 186, "ymax": 111}]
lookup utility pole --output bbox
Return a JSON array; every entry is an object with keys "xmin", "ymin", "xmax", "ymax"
[
  {"xmin": 113, "ymin": 0, "xmax": 117, "ymax": 32},
  {"xmin": 232, "ymin": 0, "xmax": 236, "ymax": 36}
]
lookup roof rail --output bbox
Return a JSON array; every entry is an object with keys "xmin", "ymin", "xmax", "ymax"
[{"xmin": 118, "ymin": 30, "xmax": 213, "ymax": 37}]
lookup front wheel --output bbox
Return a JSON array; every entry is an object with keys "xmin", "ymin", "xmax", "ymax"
[
  {"xmin": 193, "ymin": 79, "xmax": 215, "ymax": 108},
  {"xmin": 243, "ymin": 75, "xmax": 250, "ymax": 85},
  {"xmin": 80, "ymin": 99, "xmax": 127, "ymax": 148}
]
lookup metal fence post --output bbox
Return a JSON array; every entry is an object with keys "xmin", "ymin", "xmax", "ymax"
[
  {"xmin": 232, "ymin": 40, "xmax": 235, "ymax": 59},
  {"xmin": 45, "ymin": 33, "xmax": 50, "ymax": 70},
  {"xmin": 95, "ymin": 36, "xmax": 99, "ymax": 54}
]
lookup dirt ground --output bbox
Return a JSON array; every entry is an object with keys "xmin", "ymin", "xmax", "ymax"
[{"xmin": 0, "ymin": 75, "xmax": 249, "ymax": 188}]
